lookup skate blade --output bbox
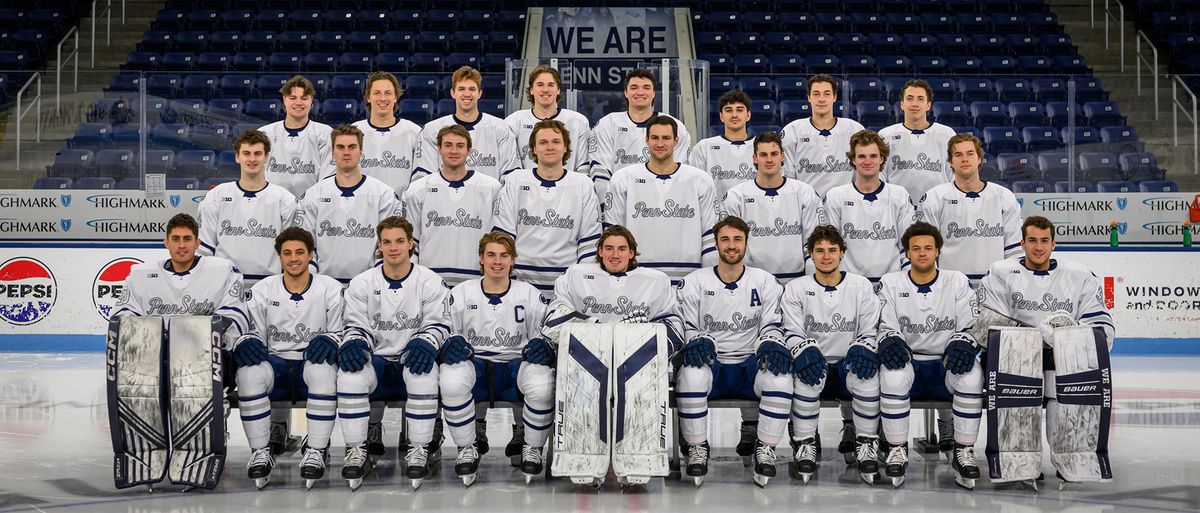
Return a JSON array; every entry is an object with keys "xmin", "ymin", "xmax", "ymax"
[
  {"xmin": 255, "ymin": 477, "xmax": 270, "ymax": 490},
  {"xmin": 954, "ymin": 475, "xmax": 976, "ymax": 490},
  {"xmin": 1024, "ymin": 479, "xmax": 1039, "ymax": 492},
  {"xmin": 752, "ymin": 473, "xmax": 770, "ymax": 487},
  {"xmin": 692, "ymin": 476, "xmax": 704, "ymax": 487},
  {"xmin": 411, "ymin": 478, "xmax": 424, "ymax": 490},
  {"xmin": 461, "ymin": 473, "xmax": 478, "ymax": 487},
  {"xmin": 860, "ymin": 472, "xmax": 878, "ymax": 485},
  {"xmin": 304, "ymin": 479, "xmax": 316, "ymax": 491},
  {"xmin": 348, "ymin": 478, "xmax": 362, "ymax": 491},
  {"xmin": 890, "ymin": 476, "xmax": 905, "ymax": 488},
  {"xmin": 524, "ymin": 473, "xmax": 535, "ymax": 485}
]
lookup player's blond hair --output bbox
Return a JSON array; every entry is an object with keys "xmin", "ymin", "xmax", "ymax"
[
  {"xmin": 529, "ymin": 119, "xmax": 572, "ymax": 165},
  {"xmin": 452, "ymin": 66, "xmax": 483, "ymax": 90},
  {"xmin": 477, "ymin": 231, "xmax": 517, "ymax": 274}
]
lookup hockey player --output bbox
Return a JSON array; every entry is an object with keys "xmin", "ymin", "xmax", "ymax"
[
  {"xmin": 604, "ymin": 115, "xmax": 718, "ymax": 284},
  {"xmin": 723, "ymin": 131, "xmax": 822, "ymax": 285},
  {"xmin": 352, "ymin": 72, "xmax": 421, "ymax": 193},
  {"xmin": 493, "ymin": 119, "xmax": 603, "ymax": 295},
  {"xmin": 675, "ymin": 216, "xmax": 792, "ymax": 487},
  {"xmin": 781, "ymin": 225, "xmax": 881, "ymax": 484},
  {"xmin": 198, "ymin": 129, "xmax": 297, "ymax": 286},
  {"xmin": 879, "ymin": 79, "xmax": 956, "ymax": 199},
  {"xmin": 294, "ymin": 124, "xmax": 403, "ymax": 285},
  {"xmin": 917, "ymin": 133, "xmax": 1022, "ymax": 281},
  {"xmin": 505, "ymin": 65, "xmax": 594, "ymax": 173},
  {"xmin": 823, "ymin": 130, "xmax": 915, "ymax": 284},
  {"xmin": 978, "ymin": 216, "xmax": 1115, "ymax": 487},
  {"xmin": 688, "ymin": 90, "xmax": 756, "ymax": 199},
  {"xmin": 414, "ymin": 66, "xmax": 520, "ymax": 181},
  {"xmin": 113, "ymin": 213, "xmax": 250, "ymax": 348},
  {"xmin": 403, "ymin": 125, "xmax": 502, "ymax": 286},
  {"xmin": 437, "ymin": 232, "xmax": 553, "ymax": 486},
  {"xmin": 876, "ymin": 222, "xmax": 983, "ymax": 489},
  {"xmin": 232, "ymin": 226, "xmax": 345, "ymax": 489},
  {"xmin": 336, "ymin": 216, "xmax": 451, "ymax": 490},
  {"xmin": 591, "ymin": 69, "xmax": 692, "ymax": 192},
  {"xmin": 781, "ymin": 74, "xmax": 865, "ymax": 197},
  {"xmin": 260, "ymin": 75, "xmax": 334, "ymax": 198}
]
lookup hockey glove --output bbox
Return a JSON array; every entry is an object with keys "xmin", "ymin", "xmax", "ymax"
[
  {"xmin": 942, "ymin": 334, "xmax": 979, "ymax": 375},
  {"xmin": 680, "ymin": 336, "xmax": 718, "ymax": 368},
  {"xmin": 844, "ymin": 344, "xmax": 879, "ymax": 380},
  {"xmin": 878, "ymin": 331, "xmax": 911, "ymax": 371},
  {"xmin": 620, "ymin": 305, "xmax": 650, "ymax": 324},
  {"xmin": 540, "ymin": 304, "xmax": 598, "ymax": 343},
  {"xmin": 437, "ymin": 335, "xmax": 474, "ymax": 365},
  {"xmin": 1038, "ymin": 309, "xmax": 1078, "ymax": 345},
  {"xmin": 755, "ymin": 339, "xmax": 792, "ymax": 376},
  {"xmin": 401, "ymin": 338, "xmax": 437, "ymax": 375},
  {"xmin": 304, "ymin": 333, "xmax": 340, "ymax": 365},
  {"xmin": 522, "ymin": 337, "xmax": 556, "ymax": 367},
  {"xmin": 233, "ymin": 336, "xmax": 269, "ymax": 368},
  {"xmin": 337, "ymin": 338, "xmax": 372, "ymax": 373},
  {"xmin": 792, "ymin": 346, "xmax": 827, "ymax": 386}
]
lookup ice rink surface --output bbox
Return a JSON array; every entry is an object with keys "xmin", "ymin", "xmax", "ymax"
[{"xmin": 1, "ymin": 352, "xmax": 1197, "ymax": 513}]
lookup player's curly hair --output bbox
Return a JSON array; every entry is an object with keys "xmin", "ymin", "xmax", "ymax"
[
  {"xmin": 808, "ymin": 74, "xmax": 839, "ymax": 96},
  {"xmin": 437, "ymin": 125, "xmax": 473, "ymax": 150},
  {"xmin": 623, "ymin": 68, "xmax": 656, "ymax": 90},
  {"xmin": 528, "ymin": 119, "xmax": 572, "ymax": 165},
  {"xmin": 901, "ymin": 221, "xmax": 943, "ymax": 252},
  {"xmin": 596, "ymin": 225, "xmax": 639, "ymax": 271},
  {"xmin": 166, "ymin": 213, "xmax": 199, "ymax": 238},
  {"xmin": 331, "ymin": 124, "xmax": 364, "ymax": 148},
  {"xmin": 233, "ymin": 129, "xmax": 271, "ymax": 155},
  {"xmin": 845, "ymin": 129, "xmax": 891, "ymax": 165},
  {"xmin": 376, "ymin": 216, "xmax": 417, "ymax": 257},
  {"xmin": 274, "ymin": 226, "xmax": 316, "ymax": 254},
  {"xmin": 525, "ymin": 65, "xmax": 562, "ymax": 104},
  {"xmin": 452, "ymin": 66, "xmax": 483, "ymax": 89},
  {"xmin": 477, "ymin": 231, "xmax": 517, "ymax": 274},
  {"xmin": 363, "ymin": 72, "xmax": 403, "ymax": 113},
  {"xmin": 806, "ymin": 224, "xmax": 847, "ymax": 254},
  {"xmin": 718, "ymin": 89, "xmax": 752, "ymax": 112},
  {"xmin": 280, "ymin": 75, "xmax": 316, "ymax": 99}
]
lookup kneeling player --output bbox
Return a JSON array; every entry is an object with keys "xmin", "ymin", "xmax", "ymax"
[
  {"xmin": 438, "ymin": 232, "xmax": 552, "ymax": 486},
  {"xmin": 232, "ymin": 227, "xmax": 345, "ymax": 489},
  {"xmin": 876, "ymin": 222, "xmax": 982, "ymax": 489},
  {"xmin": 781, "ymin": 225, "xmax": 882, "ymax": 484},
  {"xmin": 675, "ymin": 216, "xmax": 791, "ymax": 487},
  {"xmin": 336, "ymin": 216, "xmax": 451, "ymax": 490}
]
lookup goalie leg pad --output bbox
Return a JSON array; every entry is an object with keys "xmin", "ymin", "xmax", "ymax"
[
  {"xmin": 611, "ymin": 324, "xmax": 670, "ymax": 480},
  {"xmin": 985, "ymin": 327, "xmax": 1043, "ymax": 483},
  {"xmin": 107, "ymin": 316, "xmax": 169, "ymax": 489},
  {"xmin": 166, "ymin": 316, "xmax": 227, "ymax": 489},
  {"xmin": 1049, "ymin": 325, "xmax": 1113, "ymax": 482},
  {"xmin": 551, "ymin": 324, "xmax": 613, "ymax": 481}
]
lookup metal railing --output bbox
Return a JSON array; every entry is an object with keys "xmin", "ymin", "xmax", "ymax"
[
  {"xmin": 56, "ymin": 26, "xmax": 79, "ymax": 113},
  {"xmin": 1104, "ymin": 0, "xmax": 1126, "ymax": 72},
  {"xmin": 1171, "ymin": 75, "xmax": 1198, "ymax": 175},
  {"xmin": 90, "ymin": 0, "xmax": 111, "ymax": 68},
  {"xmin": 15, "ymin": 73, "xmax": 42, "ymax": 170},
  {"xmin": 1135, "ymin": 30, "xmax": 1160, "ymax": 119}
]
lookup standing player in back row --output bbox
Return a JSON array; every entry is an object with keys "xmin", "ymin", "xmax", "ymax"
[
  {"xmin": 352, "ymin": 72, "xmax": 421, "ymax": 193},
  {"xmin": 414, "ymin": 66, "xmax": 520, "ymax": 182},
  {"xmin": 689, "ymin": 90, "xmax": 757, "ymax": 200},
  {"xmin": 591, "ymin": 68, "xmax": 692, "ymax": 194},
  {"xmin": 781, "ymin": 74, "xmax": 865, "ymax": 197},
  {"xmin": 505, "ymin": 65, "xmax": 595, "ymax": 175},
  {"xmin": 260, "ymin": 75, "xmax": 334, "ymax": 198},
  {"xmin": 879, "ymin": 79, "xmax": 956, "ymax": 200}
]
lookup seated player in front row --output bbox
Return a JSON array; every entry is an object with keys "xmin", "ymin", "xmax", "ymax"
[
  {"xmin": 231, "ymin": 226, "xmax": 345, "ymax": 490},
  {"xmin": 875, "ymin": 221, "xmax": 982, "ymax": 489},
  {"xmin": 674, "ymin": 216, "xmax": 792, "ymax": 487},
  {"xmin": 335, "ymin": 216, "xmax": 451, "ymax": 491},
  {"xmin": 437, "ymin": 231, "xmax": 554, "ymax": 486}
]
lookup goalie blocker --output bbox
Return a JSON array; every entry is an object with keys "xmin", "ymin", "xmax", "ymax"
[
  {"xmin": 552, "ymin": 323, "xmax": 670, "ymax": 486},
  {"xmin": 107, "ymin": 315, "xmax": 227, "ymax": 490}
]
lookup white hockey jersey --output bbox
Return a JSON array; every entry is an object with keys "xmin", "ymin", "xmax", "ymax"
[
  {"xmin": 295, "ymin": 175, "xmax": 403, "ymax": 284},
  {"xmin": 491, "ymin": 168, "xmax": 603, "ymax": 294},
  {"xmin": 504, "ymin": 108, "xmax": 595, "ymax": 172},
  {"xmin": 878, "ymin": 269, "xmax": 977, "ymax": 361},
  {"xmin": 678, "ymin": 266, "xmax": 785, "ymax": 364},
  {"xmin": 722, "ymin": 178, "xmax": 823, "ymax": 284},
  {"xmin": 688, "ymin": 135, "xmax": 757, "ymax": 200},
  {"xmin": 823, "ymin": 182, "xmax": 915, "ymax": 282},
  {"xmin": 979, "ymin": 258, "xmax": 1115, "ymax": 344},
  {"xmin": 245, "ymin": 273, "xmax": 345, "ymax": 360},
  {"xmin": 352, "ymin": 118, "xmax": 422, "ymax": 194},
  {"xmin": 343, "ymin": 264, "xmax": 451, "ymax": 356},
  {"xmin": 780, "ymin": 117, "xmax": 865, "ymax": 197},
  {"xmin": 260, "ymin": 120, "xmax": 335, "ymax": 198},
  {"xmin": 604, "ymin": 163, "xmax": 719, "ymax": 282},
  {"xmin": 878, "ymin": 122, "xmax": 956, "ymax": 199},
  {"xmin": 780, "ymin": 271, "xmax": 880, "ymax": 360},
  {"xmin": 448, "ymin": 278, "xmax": 548, "ymax": 362},
  {"xmin": 546, "ymin": 262, "xmax": 684, "ymax": 338},
  {"xmin": 413, "ymin": 113, "xmax": 520, "ymax": 182},
  {"xmin": 590, "ymin": 111, "xmax": 691, "ymax": 183},
  {"xmin": 197, "ymin": 181, "xmax": 297, "ymax": 283},
  {"xmin": 402, "ymin": 170, "xmax": 501, "ymax": 286},
  {"xmin": 916, "ymin": 182, "xmax": 1023, "ymax": 280},
  {"xmin": 113, "ymin": 256, "xmax": 250, "ymax": 348}
]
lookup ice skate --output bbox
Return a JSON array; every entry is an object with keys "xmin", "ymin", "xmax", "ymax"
[
  {"xmin": 342, "ymin": 443, "xmax": 371, "ymax": 491},
  {"xmin": 520, "ymin": 444, "xmax": 543, "ymax": 484},
  {"xmin": 298, "ymin": 444, "xmax": 329, "ymax": 490},
  {"xmin": 405, "ymin": 443, "xmax": 436, "ymax": 490},
  {"xmin": 247, "ymin": 447, "xmax": 275, "ymax": 490},
  {"xmin": 855, "ymin": 435, "xmax": 879, "ymax": 484},
  {"xmin": 269, "ymin": 421, "xmax": 300, "ymax": 456},
  {"xmin": 951, "ymin": 444, "xmax": 980, "ymax": 490},
  {"xmin": 883, "ymin": 442, "xmax": 908, "ymax": 488},
  {"xmin": 751, "ymin": 439, "xmax": 776, "ymax": 487},
  {"xmin": 685, "ymin": 441, "xmax": 709, "ymax": 486},
  {"xmin": 454, "ymin": 445, "xmax": 480, "ymax": 487},
  {"xmin": 505, "ymin": 423, "xmax": 524, "ymax": 466},
  {"xmin": 789, "ymin": 437, "xmax": 818, "ymax": 484}
]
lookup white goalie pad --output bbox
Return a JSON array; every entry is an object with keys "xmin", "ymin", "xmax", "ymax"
[
  {"xmin": 107, "ymin": 316, "xmax": 169, "ymax": 489},
  {"xmin": 610, "ymin": 323, "xmax": 670, "ymax": 480},
  {"xmin": 985, "ymin": 326, "xmax": 1044, "ymax": 484},
  {"xmin": 165, "ymin": 316, "xmax": 226, "ymax": 489},
  {"xmin": 1049, "ymin": 325, "xmax": 1114, "ymax": 483},
  {"xmin": 551, "ymin": 323, "xmax": 614, "ymax": 481}
]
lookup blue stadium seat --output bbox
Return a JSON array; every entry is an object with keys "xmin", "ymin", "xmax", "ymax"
[
  {"xmin": 946, "ymin": 56, "xmax": 982, "ymax": 75},
  {"xmin": 152, "ymin": 123, "xmax": 191, "ymax": 152},
  {"xmin": 1071, "ymin": 77, "xmax": 1108, "ymax": 103},
  {"xmin": 217, "ymin": 150, "xmax": 239, "ymax": 177},
  {"xmin": 1016, "ymin": 55, "xmax": 1052, "ymax": 76},
  {"xmin": 242, "ymin": 32, "xmax": 276, "ymax": 54},
  {"xmin": 424, "ymin": 10, "xmax": 459, "ymax": 31},
  {"xmin": 1007, "ymin": 102, "xmax": 1045, "ymax": 129},
  {"xmin": 154, "ymin": 9, "xmax": 186, "ymax": 31},
  {"xmin": 958, "ymin": 78, "xmax": 993, "ymax": 104},
  {"xmin": 711, "ymin": 76, "xmax": 737, "ymax": 95},
  {"xmin": 700, "ymin": 53, "xmax": 733, "ymax": 74},
  {"xmin": 802, "ymin": 55, "xmax": 838, "ymax": 74},
  {"xmin": 340, "ymin": 53, "xmax": 374, "ymax": 72},
  {"xmin": 841, "ymin": 55, "xmax": 875, "ymax": 75},
  {"xmin": 932, "ymin": 101, "xmax": 969, "ymax": 126},
  {"xmin": 35, "ymin": 177, "xmax": 73, "ymax": 189},
  {"xmin": 232, "ymin": 52, "xmax": 266, "ymax": 72},
  {"xmin": 1026, "ymin": 12, "xmax": 1061, "ymax": 33},
  {"xmin": 1097, "ymin": 180, "xmax": 1135, "ymax": 193},
  {"xmin": 174, "ymin": 31, "xmax": 209, "ymax": 53},
  {"xmin": 875, "ymin": 55, "xmax": 911, "ymax": 75},
  {"xmin": 487, "ymin": 33, "xmax": 520, "ymax": 55},
  {"xmin": 390, "ymin": 10, "xmax": 423, "ymax": 32},
  {"xmin": 446, "ymin": 53, "xmax": 481, "ymax": 71},
  {"xmin": 253, "ymin": 10, "xmax": 288, "ymax": 32},
  {"xmin": 209, "ymin": 31, "xmax": 243, "ymax": 53},
  {"xmin": 1010, "ymin": 180, "xmax": 1052, "ymax": 193},
  {"xmin": 798, "ymin": 33, "xmax": 832, "ymax": 54},
  {"xmin": 322, "ymin": 9, "xmax": 357, "ymax": 32},
  {"xmin": 304, "ymin": 53, "xmax": 339, "ymax": 72},
  {"xmin": 160, "ymin": 52, "xmax": 196, "ymax": 72},
  {"xmin": 1036, "ymin": 152, "xmax": 1070, "ymax": 182},
  {"xmin": 1138, "ymin": 180, "xmax": 1179, "ymax": 192},
  {"xmin": 358, "ymin": 10, "xmax": 390, "ymax": 32},
  {"xmin": 105, "ymin": 73, "xmax": 142, "ymax": 94},
  {"xmin": 278, "ymin": 32, "xmax": 313, "ymax": 53},
  {"xmin": 737, "ymin": 55, "xmax": 772, "ymax": 74},
  {"xmin": 132, "ymin": 98, "xmax": 170, "ymax": 126},
  {"xmin": 453, "ymin": 32, "xmax": 487, "ymax": 54},
  {"xmin": 46, "ymin": 149, "xmax": 94, "ymax": 178},
  {"xmin": 775, "ymin": 77, "xmax": 807, "ymax": 98},
  {"xmin": 768, "ymin": 54, "xmax": 803, "ymax": 74},
  {"xmin": 207, "ymin": 98, "xmax": 243, "ymax": 122},
  {"xmin": 330, "ymin": 75, "xmax": 365, "ymax": 99},
  {"xmin": 994, "ymin": 78, "xmax": 1031, "ymax": 102},
  {"xmin": 997, "ymin": 152, "xmax": 1037, "ymax": 181},
  {"xmin": 185, "ymin": 10, "xmax": 220, "ymax": 31},
  {"xmin": 74, "ymin": 177, "xmax": 117, "ymax": 190},
  {"xmin": 980, "ymin": 56, "xmax": 1016, "ymax": 75},
  {"xmin": 195, "ymin": 52, "xmax": 230, "ymax": 72},
  {"xmin": 146, "ymin": 74, "xmax": 181, "ymax": 98},
  {"xmin": 1099, "ymin": 125, "xmax": 1144, "ymax": 156},
  {"xmin": 886, "ymin": 13, "xmax": 920, "ymax": 33},
  {"xmin": 730, "ymin": 32, "xmax": 763, "ymax": 54},
  {"xmin": 970, "ymin": 101, "xmax": 1007, "ymax": 127},
  {"xmin": 405, "ymin": 75, "xmax": 440, "ymax": 99},
  {"xmin": 125, "ymin": 51, "xmax": 161, "ymax": 71},
  {"xmin": 145, "ymin": 149, "xmax": 175, "ymax": 175},
  {"xmin": 1119, "ymin": 152, "xmax": 1165, "ymax": 182},
  {"xmin": 856, "ymin": 101, "xmax": 892, "ymax": 127},
  {"xmin": 868, "ymin": 33, "xmax": 902, "ymax": 54},
  {"xmin": 778, "ymin": 100, "xmax": 810, "ymax": 124},
  {"xmin": 926, "ymin": 77, "xmax": 957, "ymax": 103},
  {"xmin": 68, "ymin": 123, "xmax": 111, "ymax": 150},
  {"xmin": 937, "ymin": 34, "xmax": 971, "ymax": 56},
  {"xmin": 192, "ymin": 124, "xmax": 231, "ymax": 151},
  {"xmin": 481, "ymin": 53, "xmax": 511, "ymax": 73},
  {"xmin": 1031, "ymin": 78, "xmax": 1067, "ymax": 102},
  {"xmin": 955, "ymin": 13, "xmax": 990, "ymax": 33},
  {"xmin": 1053, "ymin": 55, "xmax": 1090, "ymax": 75},
  {"xmin": 169, "ymin": 98, "xmax": 209, "ymax": 125},
  {"xmin": 1040, "ymin": 33, "xmax": 1075, "ymax": 55},
  {"xmin": 219, "ymin": 76, "xmax": 255, "ymax": 99},
  {"xmin": 110, "ymin": 124, "xmax": 143, "ymax": 151},
  {"xmin": 814, "ymin": 13, "xmax": 850, "ymax": 33},
  {"xmin": 436, "ymin": 99, "xmax": 456, "ymax": 118},
  {"xmin": 1042, "ymin": 102, "xmax": 1079, "ymax": 129},
  {"xmin": 1054, "ymin": 181, "xmax": 1097, "ymax": 193},
  {"xmin": 833, "ymin": 33, "xmax": 868, "ymax": 54},
  {"xmin": 1083, "ymin": 101, "xmax": 1126, "ymax": 128},
  {"xmin": 1063, "ymin": 126, "xmax": 1102, "ymax": 147},
  {"xmin": 846, "ymin": 77, "xmax": 885, "ymax": 102},
  {"xmin": 167, "ymin": 178, "xmax": 202, "ymax": 190},
  {"xmin": 851, "ymin": 13, "xmax": 885, "ymax": 33},
  {"xmin": 479, "ymin": 99, "xmax": 505, "ymax": 118},
  {"xmin": 983, "ymin": 126, "xmax": 1022, "ymax": 155},
  {"xmin": 176, "ymin": 150, "xmax": 218, "ymax": 178},
  {"xmin": 738, "ymin": 77, "xmax": 774, "ymax": 100},
  {"xmin": 138, "ymin": 30, "xmax": 175, "ymax": 53},
  {"xmin": 399, "ymin": 98, "xmax": 435, "ymax": 125},
  {"xmin": 952, "ymin": 126, "xmax": 982, "ymax": 140},
  {"xmin": 1079, "ymin": 152, "xmax": 1120, "ymax": 181},
  {"xmin": 1006, "ymin": 34, "xmax": 1040, "ymax": 55},
  {"xmin": 417, "ymin": 32, "xmax": 449, "ymax": 54},
  {"xmin": 181, "ymin": 75, "xmax": 218, "ymax": 100},
  {"xmin": 990, "ymin": 13, "xmax": 1025, "ymax": 34},
  {"xmin": 777, "ymin": 12, "xmax": 815, "ymax": 32},
  {"xmin": 970, "ymin": 34, "xmax": 1006, "ymax": 57},
  {"xmin": 904, "ymin": 35, "xmax": 937, "ymax": 56},
  {"xmin": 1023, "ymin": 126, "xmax": 1061, "ymax": 153},
  {"xmin": 376, "ymin": 53, "xmax": 411, "ymax": 73},
  {"xmin": 94, "ymin": 149, "xmax": 135, "ymax": 179},
  {"xmin": 267, "ymin": 52, "xmax": 302, "ymax": 73},
  {"xmin": 288, "ymin": 10, "xmax": 322, "ymax": 32},
  {"xmin": 321, "ymin": 99, "xmax": 360, "ymax": 125}
]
